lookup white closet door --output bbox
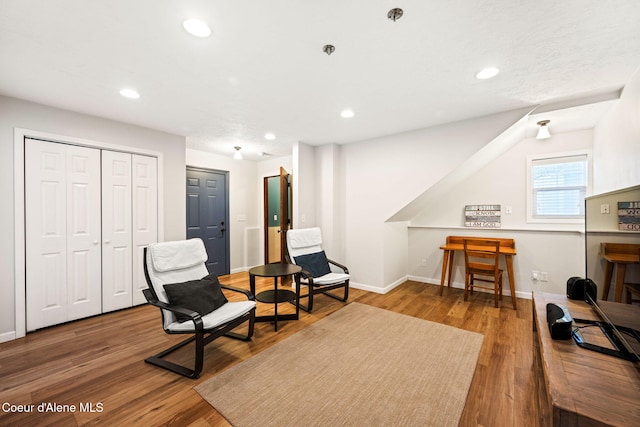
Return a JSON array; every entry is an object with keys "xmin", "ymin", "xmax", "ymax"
[
  {"xmin": 102, "ymin": 151, "xmax": 133, "ymax": 312},
  {"xmin": 25, "ymin": 139, "xmax": 101, "ymax": 330},
  {"xmin": 132, "ymin": 155, "xmax": 158, "ymax": 305},
  {"xmin": 66, "ymin": 145, "xmax": 102, "ymax": 321}
]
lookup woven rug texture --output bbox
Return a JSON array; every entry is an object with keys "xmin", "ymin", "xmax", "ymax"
[{"xmin": 195, "ymin": 302, "xmax": 484, "ymax": 427}]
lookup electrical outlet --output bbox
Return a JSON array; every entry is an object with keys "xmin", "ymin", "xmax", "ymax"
[
  {"xmin": 600, "ymin": 204, "xmax": 610, "ymax": 214},
  {"xmin": 420, "ymin": 259, "xmax": 427, "ymax": 266},
  {"xmin": 540, "ymin": 272, "xmax": 548, "ymax": 282},
  {"xmin": 531, "ymin": 270, "xmax": 539, "ymax": 280}
]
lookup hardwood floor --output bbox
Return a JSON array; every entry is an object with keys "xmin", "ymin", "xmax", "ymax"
[{"xmin": 0, "ymin": 273, "xmax": 544, "ymax": 426}]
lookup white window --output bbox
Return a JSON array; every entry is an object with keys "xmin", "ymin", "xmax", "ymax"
[{"xmin": 527, "ymin": 151, "xmax": 590, "ymax": 223}]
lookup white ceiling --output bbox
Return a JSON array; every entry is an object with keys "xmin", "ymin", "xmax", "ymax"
[{"xmin": 1, "ymin": 1, "xmax": 639, "ymax": 160}]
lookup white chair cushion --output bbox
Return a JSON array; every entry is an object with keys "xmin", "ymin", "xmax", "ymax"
[
  {"xmin": 301, "ymin": 272, "xmax": 350, "ymax": 286},
  {"xmin": 146, "ymin": 239, "xmax": 212, "ymax": 329},
  {"xmin": 166, "ymin": 300, "xmax": 256, "ymax": 332},
  {"xmin": 149, "ymin": 239, "xmax": 208, "ymax": 272},
  {"xmin": 287, "ymin": 227, "xmax": 322, "ymax": 248}
]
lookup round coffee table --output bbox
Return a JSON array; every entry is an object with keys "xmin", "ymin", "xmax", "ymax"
[{"xmin": 249, "ymin": 263, "xmax": 302, "ymax": 331}]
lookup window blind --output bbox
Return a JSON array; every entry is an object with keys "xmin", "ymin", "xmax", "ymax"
[{"xmin": 531, "ymin": 154, "xmax": 587, "ymax": 219}]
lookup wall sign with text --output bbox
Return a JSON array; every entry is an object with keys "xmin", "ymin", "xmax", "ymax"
[
  {"xmin": 464, "ymin": 204, "xmax": 501, "ymax": 228},
  {"xmin": 618, "ymin": 201, "xmax": 640, "ymax": 231}
]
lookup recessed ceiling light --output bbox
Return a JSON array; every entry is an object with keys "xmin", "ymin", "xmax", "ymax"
[
  {"xmin": 475, "ymin": 67, "xmax": 500, "ymax": 80},
  {"xmin": 340, "ymin": 109, "xmax": 355, "ymax": 118},
  {"xmin": 264, "ymin": 132, "xmax": 276, "ymax": 140},
  {"xmin": 183, "ymin": 19, "xmax": 211, "ymax": 37},
  {"xmin": 119, "ymin": 88, "xmax": 140, "ymax": 99}
]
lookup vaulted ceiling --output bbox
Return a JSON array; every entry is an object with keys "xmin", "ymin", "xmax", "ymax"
[{"xmin": 1, "ymin": 1, "xmax": 639, "ymax": 160}]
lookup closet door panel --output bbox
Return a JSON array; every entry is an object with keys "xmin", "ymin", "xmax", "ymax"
[
  {"xmin": 66, "ymin": 145, "xmax": 102, "ymax": 321},
  {"xmin": 102, "ymin": 151, "xmax": 132, "ymax": 312},
  {"xmin": 132, "ymin": 155, "xmax": 158, "ymax": 305},
  {"xmin": 25, "ymin": 140, "xmax": 68, "ymax": 330}
]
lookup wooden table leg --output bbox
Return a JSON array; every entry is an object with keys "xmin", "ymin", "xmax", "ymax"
[
  {"xmin": 447, "ymin": 251, "xmax": 455, "ymax": 286},
  {"xmin": 602, "ymin": 261, "xmax": 613, "ymax": 300},
  {"xmin": 505, "ymin": 255, "xmax": 517, "ymax": 310},
  {"xmin": 614, "ymin": 263, "xmax": 627, "ymax": 303},
  {"xmin": 439, "ymin": 250, "xmax": 450, "ymax": 296}
]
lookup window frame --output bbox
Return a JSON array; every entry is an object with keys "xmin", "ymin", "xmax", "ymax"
[{"xmin": 526, "ymin": 150, "xmax": 592, "ymax": 224}]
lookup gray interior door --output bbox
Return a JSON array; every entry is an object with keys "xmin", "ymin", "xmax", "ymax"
[{"xmin": 186, "ymin": 167, "xmax": 230, "ymax": 275}]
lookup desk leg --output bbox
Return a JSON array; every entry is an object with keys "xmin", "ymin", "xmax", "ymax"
[
  {"xmin": 505, "ymin": 255, "xmax": 517, "ymax": 310},
  {"xmin": 602, "ymin": 261, "xmax": 613, "ymax": 301},
  {"xmin": 439, "ymin": 250, "xmax": 450, "ymax": 296},
  {"xmin": 614, "ymin": 263, "xmax": 627, "ymax": 303},
  {"xmin": 447, "ymin": 251, "xmax": 455, "ymax": 287}
]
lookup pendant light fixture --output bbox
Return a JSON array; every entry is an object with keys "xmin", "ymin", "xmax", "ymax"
[
  {"xmin": 536, "ymin": 120, "xmax": 551, "ymax": 140},
  {"xmin": 233, "ymin": 146, "xmax": 243, "ymax": 160}
]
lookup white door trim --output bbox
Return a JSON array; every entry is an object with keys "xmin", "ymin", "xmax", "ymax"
[{"xmin": 14, "ymin": 128, "xmax": 165, "ymax": 339}]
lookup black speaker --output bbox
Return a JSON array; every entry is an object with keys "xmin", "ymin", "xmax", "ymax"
[
  {"xmin": 566, "ymin": 277, "xmax": 598, "ymax": 303},
  {"xmin": 546, "ymin": 303, "xmax": 573, "ymax": 340}
]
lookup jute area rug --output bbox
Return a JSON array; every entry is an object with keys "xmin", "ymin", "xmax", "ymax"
[{"xmin": 195, "ymin": 302, "xmax": 484, "ymax": 427}]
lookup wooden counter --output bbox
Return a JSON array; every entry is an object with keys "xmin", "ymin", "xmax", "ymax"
[{"xmin": 533, "ymin": 292, "xmax": 640, "ymax": 426}]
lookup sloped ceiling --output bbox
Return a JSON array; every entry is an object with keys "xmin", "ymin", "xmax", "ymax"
[{"xmin": 0, "ymin": 1, "xmax": 639, "ymax": 160}]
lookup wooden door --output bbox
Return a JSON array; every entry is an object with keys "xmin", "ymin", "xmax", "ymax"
[
  {"xmin": 102, "ymin": 151, "xmax": 133, "ymax": 312},
  {"xmin": 25, "ymin": 139, "xmax": 102, "ymax": 330},
  {"xmin": 279, "ymin": 167, "xmax": 292, "ymax": 262},
  {"xmin": 263, "ymin": 167, "xmax": 292, "ymax": 264},
  {"xmin": 186, "ymin": 167, "xmax": 230, "ymax": 276}
]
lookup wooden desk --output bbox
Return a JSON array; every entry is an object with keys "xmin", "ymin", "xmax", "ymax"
[
  {"xmin": 600, "ymin": 243, "xmax": 640, "ymax": 302},
  {"xmin": 439, "ymin": 235, "xmax": 517, "ymax": 309},
  {"xmin": 533, "ymin": 292, "xmax": 640, "ymax": 426}
]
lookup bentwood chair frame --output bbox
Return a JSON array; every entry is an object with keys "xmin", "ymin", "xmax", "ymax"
[
  {"xmin": 285, "ymin": 227, "xmax": 350, "ymax": 312},
  {"xmin": 142, "ymin": 240, "xmax": 256, "ymax": 379}
]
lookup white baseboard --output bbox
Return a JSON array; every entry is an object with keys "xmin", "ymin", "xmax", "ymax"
[
  {"xmin": 350, "ymin": 276, "xmax": 408, "ymax": 295},
  {"xmin": 0, "ymin": 331, "xmax": 17, "ymax": 343},
  {"xmin": 407, "ymin": 275, "xmax": 532, "ymax": 300}
]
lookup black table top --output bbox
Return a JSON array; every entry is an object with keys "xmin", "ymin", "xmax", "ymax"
[{"xmin": 249, "ymin": 263, "xmax": 302, "ymax": 277}]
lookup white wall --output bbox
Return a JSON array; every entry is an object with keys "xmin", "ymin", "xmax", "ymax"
[
  {"xmin": 314, "ymin": 144, "xmax": 344, "ymax": 260},
  {"xmin": 593, "ymin": 68, "xmax": 640, "ymax": 193},
  {"xmin": 338, "ymin": 108, "xmax": 531, "ymax": 292},
  {"xmin": 293, "ymin": 142, "xmax": 315, "ymax": 230},
  {"xmin": 408, "ymin": 227, "xmax": 584, "ymax": 298},
  {"xmin": 1, "ymin": 95, "xmax": 186, "ymax": 340},
  {"xmin": 407, "ymin": 129, "xmax": 593, "ymax": 296}
]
